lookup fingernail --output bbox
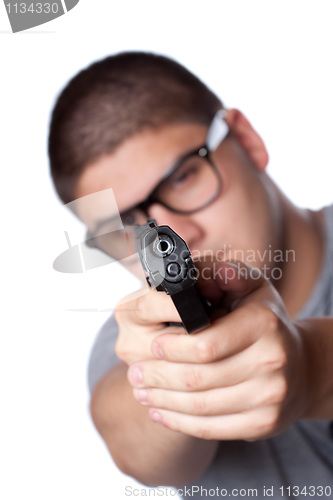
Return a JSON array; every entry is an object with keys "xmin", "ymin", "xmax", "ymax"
[
  {"xmin": 152, "ymin": 342, "xmax": 163, "ymax": 359},
  {"xmin": 133, "ymin": 388, "xmax": 148, "ymax": 403},
  {"xmin": 129, "ymin": 366, "xmax": 143, "ymax": 385},
  {"xmin": 150, "ymin": 410, "xmax": 162, "ymax": 424}
]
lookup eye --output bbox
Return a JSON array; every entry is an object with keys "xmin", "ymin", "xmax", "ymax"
[
  {"xmin": 167, "ymin": 158, "xmax": 203, "ymax": 190},
  {"xmin": 172, "ymin": 165, "xmax": 199, "ymax": 186},
  {"xmin": 121, "ymin": 210, "xmax": 145, "ymax": 226},
  {"xmin": 122, "ymin": 214, "xmax": 136, "ymax": 226}
]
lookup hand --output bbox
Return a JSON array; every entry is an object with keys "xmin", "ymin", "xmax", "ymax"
[
  {"xmin": 114, "ymin": 286, "xmax": 185, "ymax": 366},
  {"xmin": 127, "ymin": 261, "xmax": 310, "ymax": 441}
]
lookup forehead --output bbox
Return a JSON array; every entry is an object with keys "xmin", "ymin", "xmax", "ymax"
[{"xmin": 75, "ymin": 122, "xmax": 208, "ymax": 228}]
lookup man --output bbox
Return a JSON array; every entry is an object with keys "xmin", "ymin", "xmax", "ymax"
[{"xmin": 49, "ymin": 52, "xmax": 333, "ymax": 495}]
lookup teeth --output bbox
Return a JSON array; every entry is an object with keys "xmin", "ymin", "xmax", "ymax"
[{"xmin": 4, "ymin": 0, "xmax": 80, "ymax": 33}]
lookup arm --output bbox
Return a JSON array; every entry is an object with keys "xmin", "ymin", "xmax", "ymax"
[
  {"xmin": 90, "ymin": 364, "xmax": 218, "ymax": 487},
  {"xmin": 90, "ymin": 291, "xmax": 219, "ymax": 488},
  {"xmin": 90, "ymin": 261, "xmax": 333, "ymax": 487}
]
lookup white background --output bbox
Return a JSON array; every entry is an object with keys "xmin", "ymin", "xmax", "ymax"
[{"xmin": 1, "ymin": 2, "xmax": 333, "ymax": 499}]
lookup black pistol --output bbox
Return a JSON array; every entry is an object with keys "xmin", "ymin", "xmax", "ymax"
[{"xmin": 135, "ymin": 220, "xmax": 211, "ymax": 334}]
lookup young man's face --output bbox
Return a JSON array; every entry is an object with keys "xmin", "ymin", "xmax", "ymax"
[{"xmin": 75, "ymin": 118, "xmax": 282, "ymax": 277}]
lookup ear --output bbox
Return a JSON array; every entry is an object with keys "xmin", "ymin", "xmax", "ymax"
[{"xmin": 224, "ymin": 109, "xmax": 269, "ymax": 170}]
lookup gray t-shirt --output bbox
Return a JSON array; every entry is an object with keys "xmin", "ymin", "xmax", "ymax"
[{"xmin": 88, "ymin": 205, "xmax": 333, "ymax": 496}]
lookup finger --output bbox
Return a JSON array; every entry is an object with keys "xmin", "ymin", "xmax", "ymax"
[
  {"xmin": 133, "ymin": 378, "xmax": 276, "ymax": 416},
  {"xmin": 128, "ymin": 349, "xmax": 256, "ymax": 391},
  {"xmin": 151, "ymin": 301, "xmax": 275, "ymax": 363},
  {"xmin": 115, "ymin": 287, "xmax": 183, "ymax": 328},
  {"xmin": 147, "ymin": 406, "xmax": 279, "ymax": 441}
]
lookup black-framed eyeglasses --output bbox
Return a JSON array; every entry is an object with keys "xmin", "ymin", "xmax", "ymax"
[{"xmin": 86, "ymin": 109, "xmax": 229, "ymax": 259}]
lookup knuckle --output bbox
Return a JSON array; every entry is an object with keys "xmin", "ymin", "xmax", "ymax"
[
  {"xmin": 259, "ymin": 306, "xmax": 280, "ymax": 332},
  {"xmin": 149, "ymin": 369, "xmax": 166, "ymax": 388},
  {"xmin": 133, "ymin": 296, "xmax": 150, "ymax": 324},
  {"xmin": 252, "ymin": 407, "xmax": 281, "ymax": 438},
  {"xmin": 115, "ymin": 294, "xmax": 150, "ymax": 326},
  {"xmin": 243, "ymin": 301, "xmax": 265, "ymax": 318},
  {"xmin": 114, "ymin": 300, "xmax": 126, "ymax": 325},
  {"xmin": 259, "ymin": 380, "xmax": 286, "ymax": 407},
  {"xmin": 261, "ymin": 342, "xmax": 288, "ymax": 372},
  {"xmin": 115, "ymin": 337, "xmax": 131, "ymax": 363},
  {"xmin": 195, "ymin": 338, "xmax": 217, "ymax": 363},
  {"xmin": 114, "ymin": 337, "xmax": 124, "ymax": 360},
  {"xmin": 272, "ymin": 343, "xmax": 288, "ymax": 370},
  {"xmin": 182, "ymin": 367, "xmax": 203, "ymax": 390},
  {"xmin": 245, "ymin": 302, "xmax": 279, "ymax": 332},
  {"xmin": 269, "ymin": 377, "xmax": 288, "ymax": 405}
]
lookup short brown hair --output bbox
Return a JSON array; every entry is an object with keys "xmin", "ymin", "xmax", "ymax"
[{"xmin": 48, "ymin": 51, "xmax": 222, "ymax": 204}]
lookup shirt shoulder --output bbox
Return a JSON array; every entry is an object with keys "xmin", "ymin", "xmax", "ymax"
[
  {"xmin": 87, "ymin": 314, "xmax": 120, "ymax": 395},
  {"xmin": 297, "ymin": 203, "xmax": 333, "ymax": 318}
]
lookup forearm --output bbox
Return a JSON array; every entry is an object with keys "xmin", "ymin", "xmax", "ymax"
[
  {"xmin": 296, "ymin": 317, "xmax": 333, "ymax": 419},
  {"xmin": 90, "ymin": 362, "xmax": 219, "ymax": 487}
]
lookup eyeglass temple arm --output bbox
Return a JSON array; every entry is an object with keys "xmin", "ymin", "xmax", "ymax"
[{"xmin": 206, "ymin": 109, "xmax": 229, "ymax": 152}]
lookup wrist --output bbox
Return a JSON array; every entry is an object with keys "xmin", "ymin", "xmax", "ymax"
[{"xmin": 295, "ymin": 318, "xmax": 333, "ymax": 419}]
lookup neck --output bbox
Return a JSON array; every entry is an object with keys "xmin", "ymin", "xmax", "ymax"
[{"xmin": 273, "ymin": 191, "xmax": 325, "ymax": 318}]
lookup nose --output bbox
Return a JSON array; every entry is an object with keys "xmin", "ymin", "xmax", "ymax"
[{"xmin": 147, "ymin": 204, "xmax": 204, "ymax": 249}]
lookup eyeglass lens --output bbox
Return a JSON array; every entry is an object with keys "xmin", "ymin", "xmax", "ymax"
[{"xmin": 87, "ymin": 153, "xmax": 221, "ymax": 260}]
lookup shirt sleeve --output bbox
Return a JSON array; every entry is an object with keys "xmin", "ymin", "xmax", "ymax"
[{"xmin": 87, "ymin": 314, "xmax": 121, "ymax": 395}]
